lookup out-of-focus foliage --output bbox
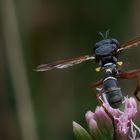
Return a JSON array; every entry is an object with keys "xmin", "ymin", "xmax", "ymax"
[{"xmin": 1, "ymin": 0, "xmax": 140, "ymax": 140}]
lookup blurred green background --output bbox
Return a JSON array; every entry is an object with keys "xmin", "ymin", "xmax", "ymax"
[{"xmin": 1, "ymin": 0, "xmax": 140, "ymax": 140}]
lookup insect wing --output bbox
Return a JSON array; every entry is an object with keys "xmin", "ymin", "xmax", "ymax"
[
  {"xmin": 118, "ymin": 69, "xmax": 140, "ymax": 101},
  {"xmin": 90, "ymin": 79, "xmax": 103, "ymax": 88},
  {"xmin": 36, "ymin": 55, "xmax": 95, "ymax": 71},
  {"xmin": 118, "ymin": 36, "xmax": 140, "ymax": 52},
  {"xmin": 118, "ymin": 69, "xmax": 140, "ymax": 79}
]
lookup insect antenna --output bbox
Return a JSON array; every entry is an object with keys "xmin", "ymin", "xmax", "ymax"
[
  {"xmin": 98, "ymin": 30, "xmax": 110, "ymax": 39},
  {"xmin": 98, "ymin": 32, "xmax": 105, "ymax": 39},
  {"xmin": 105, "ymin": 30, "xmax": 110, "ymax": 39}
]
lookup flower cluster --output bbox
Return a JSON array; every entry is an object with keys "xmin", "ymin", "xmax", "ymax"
[{"xmin": 73, "ymin": 97, "xmax": 140, "ymax": 140}]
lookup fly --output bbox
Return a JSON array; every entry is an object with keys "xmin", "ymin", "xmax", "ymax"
[{"xmin": 36, "ymin": 31, "xmax": 140, "ymax": 108}]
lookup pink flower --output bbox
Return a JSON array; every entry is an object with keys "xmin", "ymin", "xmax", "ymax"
[
  {"xmin": 91, "ymin": 97, "xmax": 139, "ymax": 139},
  {"xmin": 73, "ymin": 97, "xmax": 140, "ymax": 140}
]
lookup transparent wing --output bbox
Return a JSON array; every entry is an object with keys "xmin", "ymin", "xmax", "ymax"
[
  {"xmin": 90, "ymin": 79, "xmax": 103, "ymax": 88},
  {"xmin": 118, "ymin": 69, "xmax": 140, "ymax": 101},
  {"xmin": 118, "ymin": 69, "xmax": 140, "ymax": 79},
  {"xmin": 118, "ymin": 36, "xmax": 140, "ymax": 52},
  {"xmin": 36, "ymin": 55, "xmax": 95, "ymax": 71}
]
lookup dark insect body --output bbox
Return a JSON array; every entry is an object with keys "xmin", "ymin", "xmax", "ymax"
[{"xmin": 36, "ymin": 31, "xmax": 140, "ymax": 108}]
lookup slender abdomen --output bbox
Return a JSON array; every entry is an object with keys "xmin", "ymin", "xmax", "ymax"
[{"xmin": 103, "ymin": 72, "xmax": 123, "ymax": 108}]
